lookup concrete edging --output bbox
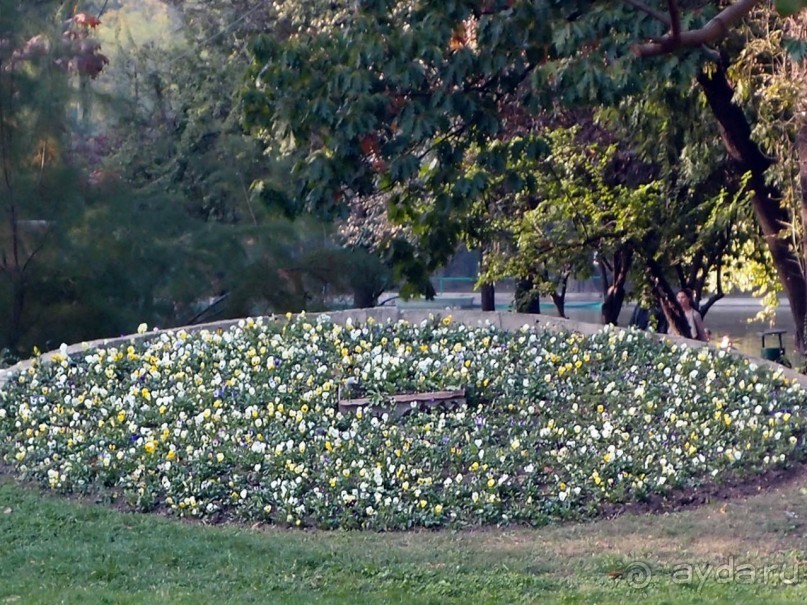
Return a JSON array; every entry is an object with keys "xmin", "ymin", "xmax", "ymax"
[{"xmin": 1, "ymin": 308, "xmax": 804, "ymax": 389}]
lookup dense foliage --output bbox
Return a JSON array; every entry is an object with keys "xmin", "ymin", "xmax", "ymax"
[
  {"xmin": 0, "ymin": 315, "xmax": 803, "ymax": 529},
  {"xmin": 0, "ymin": 1, "xmax": 395, "ymax": 357},
  {"xmin": 241, "ymin": 1, "xmax": 807, "ymax": 344}
]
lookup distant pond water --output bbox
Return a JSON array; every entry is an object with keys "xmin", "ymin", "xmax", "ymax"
[
  {"xmin": 561, "ymin": 299, "xmax": 798, "ymax": 361},
  {"xmin": 393, "ymin": 292, "xmax": 799, "ymax": 362}
]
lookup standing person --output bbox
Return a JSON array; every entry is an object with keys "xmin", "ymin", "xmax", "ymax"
[{"xmin": 676, "ymin": 289, "xmax": 708, "ymax": 341}]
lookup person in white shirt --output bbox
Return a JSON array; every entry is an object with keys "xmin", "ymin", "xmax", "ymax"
[{"xmin": 676, "ymin": 288, "xmax": 708, "ymax": 341}]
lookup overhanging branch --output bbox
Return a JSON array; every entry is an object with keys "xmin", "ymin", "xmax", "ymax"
[
  {"xmin": 623, "ymin": 0, "xmax": 671, "ymax": 26},
  {"xmin": 632, "ymin": 0, "xmax": 762, "ymax": 57}
]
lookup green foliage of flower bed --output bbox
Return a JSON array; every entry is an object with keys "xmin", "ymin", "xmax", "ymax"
[{"xmin": 0, "ymin": 314, "xmax": 804, "ymax": 529}]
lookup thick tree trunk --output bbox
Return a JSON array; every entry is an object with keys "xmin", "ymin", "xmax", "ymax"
[
  {"xmin": 698, "ymin": 66, "xmax": 807, "ymax": 352},
  {"xmin": 601, "ymin": 248, "xmax": 633, "ymax": 325},
  {"xmin": 798, "ymin": 119, "xmax": 807, "ymax": 349},
  {"xmin": 480, "ymin": 282, "xmax": 495, "ymax": 311},
  {"xmin": 551, "ymin": 293, "xmax": 565, "ymax": 318},
  {"xmin": 514, "ymin": 277, "xmax": 541, "ymax": 314},
  {"xmin": 477, "ymin": 248, "xmax": 495, "ymax": 311},
  {"xmin": 352, "ymin": 286, "xmax": 377, "ymax": 309},
  {"xmin": 601, "ymin": 288, "xmax": 624, "ymax": 325}
]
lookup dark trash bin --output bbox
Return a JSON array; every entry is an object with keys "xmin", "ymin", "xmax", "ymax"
[{"xmin": 760, "ymin": 329, "xmax": 787, "ymax": 363}]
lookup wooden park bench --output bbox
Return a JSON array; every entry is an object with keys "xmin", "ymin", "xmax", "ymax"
[{"xmin": 337, "ymin": 388, "xmax": 467, "ymax": 420}]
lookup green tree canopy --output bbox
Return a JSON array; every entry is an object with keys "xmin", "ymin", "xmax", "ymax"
[
  {"xmin": 242, "ymin": 1, "xmax": 710, "ymax": 292},
  {"xmin": 244, "ymin": 0, "xmax": 807, "ymax": 347}
]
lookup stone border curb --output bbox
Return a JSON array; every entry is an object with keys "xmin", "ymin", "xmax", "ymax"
[{"xmin": 1, "ymin": 308, "xmax": 804, "ymax": 389}]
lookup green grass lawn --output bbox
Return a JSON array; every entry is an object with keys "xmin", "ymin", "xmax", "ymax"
[{"xmin": 3, "ymin": 475, "xmax": 807, "ymax": 604}]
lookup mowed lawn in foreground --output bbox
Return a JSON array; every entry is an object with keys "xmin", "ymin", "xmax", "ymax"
[{"xmin": 3, "ymin": 475, "xmax": 807, "ymax": 604}]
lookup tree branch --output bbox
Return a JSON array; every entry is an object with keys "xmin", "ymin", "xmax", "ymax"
[
  {"xmin": 667, "ymin": 0, "xmax": 681, "ymax": 41},
  {"xmin": 646, "ymin": 256, "xmax": 692, "ymax": 337},
  {"xmin": 97, "ymin": 0, "xmax": 110, "ymax": 20},
  {"xmin": 20, "ymin": 231, "xmax": 50, "ymax": 276},
  {"xmin": 186, "ymin": 293, "xmax": 230, "ymax": 325},
  {"xmin": 632, "ymin": 0, "xmax": 762, "ymax": 57},
  {"xmin": 688, "ymin": 248, "xmax": 704, "ymax": 288},
  {"xmin": 700, "ymin": 260, "xmax": 724, "ymax": 317},
  {"xmin": 623, "ymin": 0, "xmax": 671, "ymax": 26},
  {"xmin": 674, "ymin": 264, "xmax": 686, "ymax": 288}
]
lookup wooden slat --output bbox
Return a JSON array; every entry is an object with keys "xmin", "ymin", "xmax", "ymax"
[
  {"xmin": 339, "ymin": 389, "xmax": 466, "ymax": 407},
  {"xmin": 337, "ymin": 388, "xmax": 466, "ymax": 419}
]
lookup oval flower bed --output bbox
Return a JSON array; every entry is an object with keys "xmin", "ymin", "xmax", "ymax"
[{"xmin": 0, "ymin": 314, "xmax": 804, "ymax": 529}]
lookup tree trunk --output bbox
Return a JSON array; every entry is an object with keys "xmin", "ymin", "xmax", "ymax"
[
  {"xmin": 698, "ymin": 66, "xmax": 807, "ymax": 351},
  {"xmin": 480, "ymin": 282, "xmax": 495, "ymax": 311},
  {"xmin": 646, "ymin": 257, "xmax": 691, "ymax": 338},
  {"xmin": 5, "ymin": 204, "xmax": 25, "ymax": 352},
  {"xmin": 514, "ymin": 277, "xmax": 541, "ymax": 313},
  {"xmin": 550, "ymin": 293, "xmax": 565, "ymax": 318},
  {"xmin": 798, "ymin": 118, "xmax": 807, "ymax": 349},
  {"xmin": 543, "ymin": 269, "xmax": 569, "ymax": 317},
  {"xmin": 477, "ymin": 247, "xmax": 495, "ymax": 311},
  {"xmin": 8, "ymin": 275, "xmax": 25, "ymax": 353},
  {"xmin": 699, "ymin": 288, "xmax": 724, "ymax": 319},
  {"xmin": 601, "ymin": 288, "xmax": 624, "ymax": 325},
  {"xmin": 601, "ymin": 248, "xmax": 633, "ymax": 325},
  {"xmin": 352, "ymin": 286, "xmax": 377, "ymax": 308}
]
